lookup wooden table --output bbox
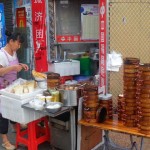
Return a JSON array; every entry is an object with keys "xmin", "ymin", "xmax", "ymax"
[{"xmin": 79, "ymin": 119, "xmax": 150, "ymax": 150}]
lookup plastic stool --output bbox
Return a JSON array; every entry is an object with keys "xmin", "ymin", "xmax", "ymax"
[
  {"xmin": 60, "ymin": 76, "xmax": 73, "ymax": 84},
  {"xmin": 16, "ymin": 116, "xmax": 50, "ymax": 150}
]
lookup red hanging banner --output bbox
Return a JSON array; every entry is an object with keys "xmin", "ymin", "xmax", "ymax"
[
  {"xmin": 99, "ymin": 0, "xmax": 107, "ymax": 94},
  {"xmin": 31, "ymin": 0, "xmax": 48, "ymax": 72},
  {"xmin": 16, "ymin": 7, "xmax": 26, "ymax": 27}
]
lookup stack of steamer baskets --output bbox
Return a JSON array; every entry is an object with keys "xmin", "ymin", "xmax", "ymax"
[
  {"xmin": 123, "ymin": 57, "xmax": 140, "ymax": 127},
  {"xmin": 137, "ymin": 63, "xmax": 150, "ymax": 134},
  {"xmin": 47, "ymin": 72, "xmax": 60, "ymax": 89},
  {"xmin": 82, "ymin": 85, "xmax": 99, "ymax": 123}
]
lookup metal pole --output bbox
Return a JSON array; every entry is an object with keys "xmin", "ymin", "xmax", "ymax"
[
  {"xmin": 70, "ymin": 108, "xmax": 76, "ymax": 150},
  {"xmin": 106, "ymin": 0, "xmax": 109, "ymax": 94},
  {"xmin": 46, "ymin": 0, "xmax": 51, "ymax": 61}
]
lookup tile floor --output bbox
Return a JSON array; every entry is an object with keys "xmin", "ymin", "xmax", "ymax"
[
  {"xmin": 0, "ymin": 125, "xmax": 59, "ymax": 150},
  {"xmin": 1, "ymin": 125, "xmax": 150, "ymax": 150}
]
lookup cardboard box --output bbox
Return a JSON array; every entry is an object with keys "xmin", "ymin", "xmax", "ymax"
[{"xmin": 80, "ymin": 125, "xmax": 102, "ymax": 150}]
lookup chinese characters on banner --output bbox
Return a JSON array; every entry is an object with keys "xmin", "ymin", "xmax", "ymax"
[
  {"xmin": 16, "ymin": 7, "xmax": 26, "ymax": 27},
  {"xmin": 32, "ymin": 0, "xmax": 48, "ymax": 72},
  {"xmin": 0, "ymin": 4, "xmax": 6, "ymax": 48},
  {"xmin": 99, "ymin": 0, "xmax": 107, "ymax": 94}
]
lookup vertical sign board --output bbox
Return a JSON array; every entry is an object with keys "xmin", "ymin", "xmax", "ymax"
[
  {"xmin": 99, "ymin": 0, "xmax": 107, "ymax": 94},
  {"xmin": 0, "ymin": 3, "xmax": 6, "ymax": 48},
  {"xmin": 16, "ymin": 7, "xmax": 26, "ymax": 27},
  {"xmin": 32, "ymin": 0, "xmax": 48, "ymax": 72}
]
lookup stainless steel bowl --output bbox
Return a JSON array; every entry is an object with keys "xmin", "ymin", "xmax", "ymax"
[{"xmin": 45, "ymin": 102, "xmax": 63, "ymax": 113}]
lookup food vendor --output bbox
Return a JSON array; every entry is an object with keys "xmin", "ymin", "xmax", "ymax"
[{"xmin": 0, "ymin": 31, "xmax": 29, "ymax": 150}]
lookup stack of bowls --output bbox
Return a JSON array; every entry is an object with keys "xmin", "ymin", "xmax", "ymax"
[
  {"xmin": 82, "ymin": 85, "xmax": 99, "ymax": 123},
  {"xmin": 99, "ymin": 94, "xmax": 113, "ymax": 119},
  {"xmin": 136, "ymin": 63, "xmax": 150, "ymax": 134},
  {"xmin": 123, "ymin": 57, "xmax": 140, "ymax": 127}
]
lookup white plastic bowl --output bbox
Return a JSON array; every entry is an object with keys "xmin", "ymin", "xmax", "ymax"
[{"xmin": 45, "ymin": 102, "xmax": 63, "ymax": 113}]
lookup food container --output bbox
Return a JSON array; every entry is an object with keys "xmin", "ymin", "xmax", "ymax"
[
  {"xmin": 59, "ymin": 89, "xmax": 78, "ymax": 106},
  {"xmin": 58, "ymin": 84, "xmax": 81, "ymax": 106},
  {"xmin": 35, "ymin": 77, "xmax": 47, "ymax": 89},
  {"xmin": 45, "ymin": 96, "xmax": 53, "ymax": 104},
  {"xmin": 51, "ymin": 91, "xmax": 60, "ymax": 102}
]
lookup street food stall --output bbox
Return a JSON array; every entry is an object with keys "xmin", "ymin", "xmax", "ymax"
[
  {"xmin": 0, "ymin": 71, "xmax": 78, "ymax": 150},
  {"xmin": 0, "ymin": 0, "xmax": 150, "ymax": 149}
]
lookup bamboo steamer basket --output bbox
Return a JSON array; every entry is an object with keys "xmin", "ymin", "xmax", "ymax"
[
  {"xmin": 142, "ymin": 72, "xmax": 150, "ymax": 76},
  {"xmin": 99, "ymin": 94, "xmax": 113, "ymax": 119},
  {"xmin": 140, "ymin": 112, "xmax": 150, "ymax": 117},
  {"xmin": 140, "ymin": 125, "xmax": 150, "ymax": 131},
  {"xmin": 140, "ymin": 116, "xmax": 150, "ymax": 122},
  {"xmin": 124, "ymin": 77, "xmax": 136, "ymax": 82},
  {"xmin": 124, "ymin": 69, "xmax": 138, "ymax": 74},
  {"xmin": 124, "ymin": 81, "xmax": 136, "ymax": 86},
  {"xmin": 140, "ymin": 121, "xmax": 150, "ymax": 126},
  {"xmin": 124, "ymin": 64, "xmax": 139, "ymax": 69},
  {"xmin": 139, "ymin": 63, "xmax": 150, "ymax": 71},
  {"xmin": 125, "ymin": 102, "xmax": 136, "ymax": 107},
  {"xmin": 124, "ymin": 73, "xmax": 137, "ymax": 78},
  {"xmin": 83, "ymin": 102, "xmax": 99, "ymax": 108},
  {"xmin": 123, "ymin": 111, "xmax": 135, "ymax": 115},
  {"xmin": 83, "ymin": 95, "xmax": 99, "ymax": 101},
  {"xmin": 140, "ymin": 99, "xmax": 150, "ymax": 104},
  {"xmin": 83, "ymin": 111, "xmax": 96, "ymax": 119},
  {"xmin": 139, "ymin": 130, "xmax": 150, "ymax": 135},
  {"xmin": 122, "ymin": 114, "xmax": 137, "ymax": 120},
  {"xmin": 142, "ymin": 76, "xmax": 150, "ymax": 80},
  {"xmin": 141, "ymin": 88, "xmax": 150, "ymax": 93},
  {"xmin": 143, "ymin": 81, "xmax": 150, "ymax": 85},
  {"xmin": 123, "ymin": 57, "xmax": 140, "ymax": 65},
  {"xmin": 140, "ymin": 103, "xmax": 150, "ymax": 108},
  {"xmin": 124, "ymin": 99, "xmax": 136, "ymax": 103}
]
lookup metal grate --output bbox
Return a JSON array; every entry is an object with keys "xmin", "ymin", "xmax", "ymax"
[
  {"xmin": 48, "ymin": 0, "xmax": 55, "ymax": 60},
  {"xmin": 109, "ymin": 1, "xmax": 150, "ymax": 107}
]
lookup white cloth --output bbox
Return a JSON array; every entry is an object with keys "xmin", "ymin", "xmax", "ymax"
[
  {"xmin": 0, "ymin": 48, "xmax": 17, "ymax": 67},
  {"xmin": 107, "ymin": 51, "xmax": 123, "ymax": 72}
]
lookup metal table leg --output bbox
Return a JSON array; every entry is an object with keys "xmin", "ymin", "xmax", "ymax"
[
  {"xmin": 70, "ymin": 108, "xmax": 76, "ymax": 150},
  {"xmin": 102, "ymin": 130, "xmax": 144, "ymax": 150},
  {"xmin": 103, "ymin": 133, "xmax": 110, "ymax": 150},
  {"xmin": 139, "ymin": 137, "xmax": 144, "ymax": 150}
]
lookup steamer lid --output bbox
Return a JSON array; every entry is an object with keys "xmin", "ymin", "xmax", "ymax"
[{"xmin": 99, "ymin": 93, "xmax": 112, "ymax": 100}]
